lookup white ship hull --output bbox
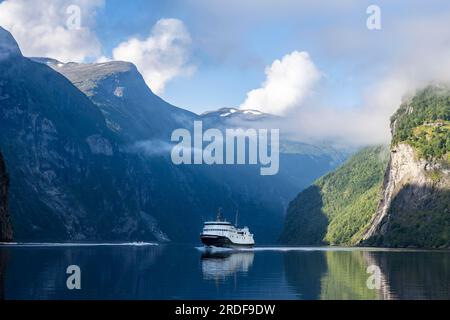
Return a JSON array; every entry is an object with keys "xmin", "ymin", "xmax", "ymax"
[
  {"xmin": 200, "ymin": 234, "xmax": 254, "ymax": 248},
  {"xmin": 200, "ymin": 218, "xmax": 255, "ymax": 248}
]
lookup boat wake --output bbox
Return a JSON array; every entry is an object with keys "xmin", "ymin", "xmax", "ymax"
[
  {"xmin": 196, "ymin": 245, "xmax": 399, "ymax": 253},
  {"xmin": 0, "ymin": 242, "xmax": 158, "ymax": 247},
  {"xmin": 196, "ymin": 246, "xmax": 235, "ymax": 253}
]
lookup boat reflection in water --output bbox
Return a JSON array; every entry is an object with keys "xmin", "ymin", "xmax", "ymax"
[{"xmin": 200, "ymin": 248, "xmax": 254, "ymax": 281}]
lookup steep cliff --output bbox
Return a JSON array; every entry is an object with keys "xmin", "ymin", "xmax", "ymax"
[
  {"xmin": 363, "ymin": 86, "xmax": 450, "ymax": 248},
  {"xmin": 281, "ymin": 85, "xmax": 449, "ymax": 248},
  {"xmin": 0, "ymin": 151, "xmax": 13, "ymax": 242},
  {"xmin": 0, "ymin": 26, "xmax": 168, "ymax": 241}
]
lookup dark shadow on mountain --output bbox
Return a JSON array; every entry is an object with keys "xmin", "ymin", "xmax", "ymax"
[
  {"xmin": 279, "ymin": 185, "xmax": 328, "ymax": 245},
  {"xmin": 0, "ymin": 150, "xmax": 13, "ymax": 242},
  {"xmin": 283, "ymin": 251, "xmax": 327, "ymax": 299},
  {"xmin": 366, "ymin": 184, "xmax": 450, "ymax": 248},
  {"xmin": 0, "ymin": 248, "xmax": 9, "ymax": 300}
]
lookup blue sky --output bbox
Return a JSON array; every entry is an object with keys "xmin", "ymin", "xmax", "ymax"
[
  {"xmin": 93, "ymin": 0, "xmax": 379, "ymax": 112},
  {"xmin": 88, "ymin": 0, "xmax": 450, "ymax": 113},
  {"xmin": 1, "ymin": 0, "xmax": 450, "ymax": 144}
]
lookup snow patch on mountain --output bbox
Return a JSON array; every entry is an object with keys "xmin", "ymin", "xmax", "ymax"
[
  {"xmin": 201, "ymin": 107, "xmax": 267, "ymax": 119},
  {"xmin": 31, "ymin": 58, "xmax": 138, "ymax": 97}
]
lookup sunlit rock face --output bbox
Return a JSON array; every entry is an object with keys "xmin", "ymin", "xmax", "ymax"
[
  {"xmin": 363, "ymin": 86, "xmax": 450, "ymax": 248},
  {"xmin": 363, "ymin": 142, "xmax": 450, "ymax": 248}
]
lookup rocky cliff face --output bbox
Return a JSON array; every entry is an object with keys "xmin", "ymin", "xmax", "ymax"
[
  {"xmin": 363, "ymin": 87, "xmax": 450, "ymax": 248},
  {"xmin": 0, "ymin": 26, "xmax": 168, "ymax": 241},
  {"xmin": 362, "ymin": 143, "xmax": 449, "ymax": 246},
  {"xmin": 0, "ymin": 151, "xmax": 13, "ymax": 242}
]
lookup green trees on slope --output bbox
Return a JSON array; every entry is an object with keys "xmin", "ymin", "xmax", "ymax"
[
  {"xmin": 280, "ymin": 146, "xmax": 389, "ymax": 245},
  {"xmin": 392, "ymin": 86, "xmax": 450, "ymax": 161}
]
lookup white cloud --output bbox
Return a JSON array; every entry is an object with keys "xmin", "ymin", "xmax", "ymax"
[
  {"xmin": 0, "ymin": 0, "xmax": 104, "ymax": 62},
  {"xmin": 112, "ymin": 18, "xmax": 195, "ymax": 95},
  {"xmin": 239, "ymin": 51, "xmax": 321, "ymax": 115},
  {"xmin": 95, "ymin": 55, "xmax": 112, "ymax": 63},
  {"xmin": 282, "ymin": 13, "xmax": 450, "ymax": 146}
]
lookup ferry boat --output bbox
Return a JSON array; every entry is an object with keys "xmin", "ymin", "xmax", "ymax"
[{"xmin": 200, "ymin": 209, "xmax": 255, "ymax": 248}]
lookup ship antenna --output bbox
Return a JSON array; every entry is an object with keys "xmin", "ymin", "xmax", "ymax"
[
  {"xmin": 217, "ymin": 208, "xmax": 222, "ymax": 221},
  {"xmin": 235, "ymin": 210, "xmax": 239, "ymax": 227}
]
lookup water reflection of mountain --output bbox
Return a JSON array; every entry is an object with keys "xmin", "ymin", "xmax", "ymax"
[
  {"xmin": 284, "ymin": 249, "xmax": 450, "ymax": 300},
  {"xmin": 201, "ymin": 250, "xmax": 254, "ymax": 281},
  {"xmin": 284, "ymin": 251, "xmax": 384, "ymax": 300},
  {"xmin": 3, "ymin": 245, "xmax": 449, "ymax": 299},
  {"xmin": 320, "ymin": 251, "xmax": 381, "ymax": 300},
  {"xmin": 370, "ymin": 251, "xmax": 450, "ymax": 300},
  {"xmin": 284, "ymin": 251, "xmax": 327, "ymax": 300},
  {"xmin": 1, "ymin": 244, "xmax": 163, "ymax": 299}
]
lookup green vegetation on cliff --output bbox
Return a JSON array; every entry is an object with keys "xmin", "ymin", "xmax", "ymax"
[
  {"xmin": 280, "ymin": 146, "xmax": 389, "ymax": 245},
  {"xmin": 364, "ymin": 85, "xmax": 450, "ymax": 248},
  {"xmin": 392, "ymin": 86, "xmax": 450, "ymax": 161}
]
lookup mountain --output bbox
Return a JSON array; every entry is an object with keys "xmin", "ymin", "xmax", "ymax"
[
  {"xmin": 0, "ymin": 26, "xmax": 21, "ymax": 60},
  {"xmin": 0, "ymin": 26, "xmax": 348, "ymax": 242},
  {"xmin": 199, "ymin": 107, "xmax": 350, "ymax": 197},
  {"xmin": 363, "ymin": 86, "xmax": 450, "ymax": 248},
  {"xmin": 35, "ymin": 55, "xmax": 349, "ymax": 241},
  {"xmin": 280, "ymin": 146, "xmax": 389, "ymax": 245},
  {"xmin": 32, "ymin": 58, "xmax": 306, "ymax": 241},
  {"xmin": 0, "ymin": 151, "xmax": 13, "ymax": 242},
  {"xmin": 32, "ymin": 57, "xmax": 196, "ymax": 141},
  {"xmin": 281, "ymin": 85, "xmax": 450, "ymax": 248},
  {"xmin": 0, "ymin": 27, "xmax": 166, "ymax": 241}
]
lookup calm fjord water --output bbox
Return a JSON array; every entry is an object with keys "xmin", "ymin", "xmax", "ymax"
[{"xmin": 0, "ymin": 243, "xmax": 448, "ymax": 300}]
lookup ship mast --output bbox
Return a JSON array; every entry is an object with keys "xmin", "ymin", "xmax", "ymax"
[
  {"xmin": 235, "ymin": 210, "xmax": 239, "ymax": 227},
  {"xmin": 216, "ymin": 208, "xmax": 222, "ymax": 221}
]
